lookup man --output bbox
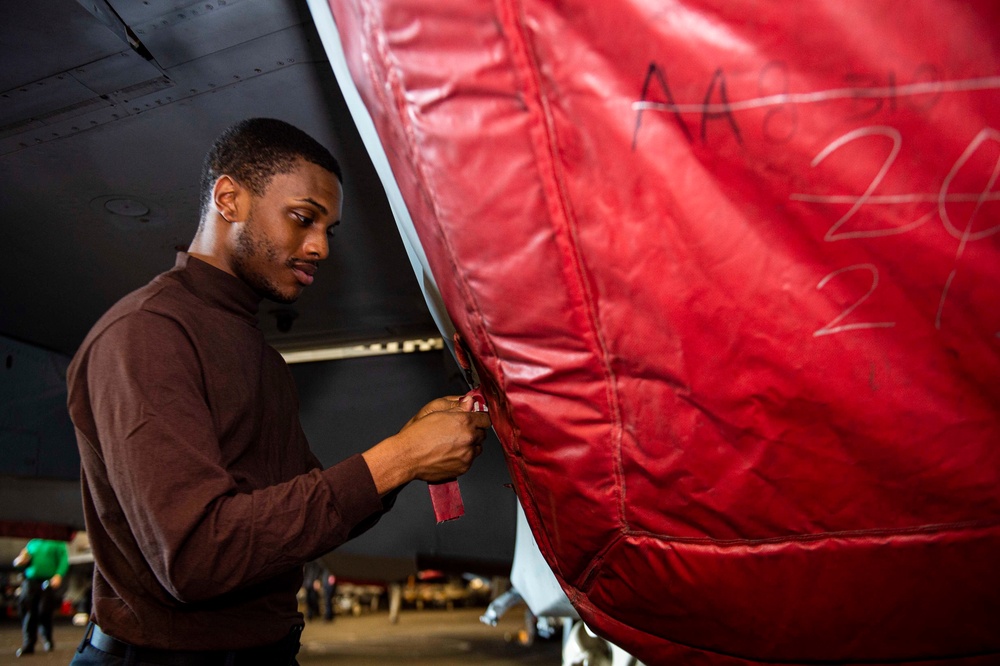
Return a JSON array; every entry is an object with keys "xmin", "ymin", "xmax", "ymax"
[
  {"xmin": 13, "ymin": 538, "xmax": 69, "ymax": 657},
  {"xmin": 66, "ymin": 118, "xmax": 490, "ymax": 665}
]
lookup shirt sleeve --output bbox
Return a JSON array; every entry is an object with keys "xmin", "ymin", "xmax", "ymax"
[{"xmin": 84, "ymin": 311, "xmax": 386, "ymax": 603}]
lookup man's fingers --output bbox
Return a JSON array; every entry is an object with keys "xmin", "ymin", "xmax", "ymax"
[
  {"xmin": 422, "ymin": 396, "xmax": 461, "ymax": 414},
  {"xmin": 407, "ymin": 396, "xmax": 463, "ymax": 425},
  {"xmin": 469, "ymin": 412, "xmax": 491, "ymax": 429}
]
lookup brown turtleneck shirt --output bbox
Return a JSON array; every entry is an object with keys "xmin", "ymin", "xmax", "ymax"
[{"xmin": 67, "ymin": 253, "xmax": 386, "ymax": 650}]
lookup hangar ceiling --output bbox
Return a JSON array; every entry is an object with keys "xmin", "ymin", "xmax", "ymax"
[{"xmin": 0, "ymin": 0, "xmax": 439, "ymax": 358}]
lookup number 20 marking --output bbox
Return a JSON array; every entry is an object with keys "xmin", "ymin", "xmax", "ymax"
[{"xmin": 814, "ymin": 264, "xmax": 896, "ymax": 337}]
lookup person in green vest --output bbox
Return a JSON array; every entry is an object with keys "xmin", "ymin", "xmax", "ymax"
[{"xmin": 12, "ymin": 538, "xmax": 70, "ymax": 657}]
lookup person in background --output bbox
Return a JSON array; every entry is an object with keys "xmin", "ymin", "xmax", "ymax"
[
  {"xmin": 323, "ymin": 571, "xmax": 337, "ymax": 622},
  {"xmin": 13, "ymin": 538, "xmax": 69, "ymax": 657},
  {"xmin": 302, "ymin": 560, "xmax": 324, "ymax": 622}
]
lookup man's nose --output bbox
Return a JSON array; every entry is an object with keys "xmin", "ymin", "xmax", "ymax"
[{"xmin": 303, "ymin": 229, "xmax": 329, "ymax": 260}]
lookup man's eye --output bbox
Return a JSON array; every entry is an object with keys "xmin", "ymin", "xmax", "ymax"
[{"xmin": 293, "ymin": 212, "xmax": 313, "ymax": 225}]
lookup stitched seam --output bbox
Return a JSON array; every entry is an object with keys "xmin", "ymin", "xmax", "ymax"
[
  {"xmin": 573, "ymin": 585, "xmax": 1000, "ymax": 665},
  {"xmin": 622, "ymin": 518, "xmax": 1000, "ymax": 546},
  {"xmin": 495, "ymin": 0, "xmax": 629, "ymax": 585},
  {"xmin": 357, "ymin": 0, "xmax": 520, "ymax": 456}
]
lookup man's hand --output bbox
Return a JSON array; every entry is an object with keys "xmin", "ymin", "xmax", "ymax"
[{"xmin": 362, "ymin": 396, "xmax": 491, "ymax": 495}]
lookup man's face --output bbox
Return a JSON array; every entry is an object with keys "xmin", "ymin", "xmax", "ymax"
[{"xmin": 230, "ymin": 159, "xmax": 343, "ymax": 303}]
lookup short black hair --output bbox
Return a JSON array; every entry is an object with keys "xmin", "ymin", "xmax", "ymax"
[{"xmin": 199, "ymin": 118, "xmax": 342, "ymax": 218}]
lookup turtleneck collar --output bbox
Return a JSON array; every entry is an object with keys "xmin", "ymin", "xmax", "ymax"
[{"xmin": 169, "ymin": 253, "xmax": 261, "ymax": 325}]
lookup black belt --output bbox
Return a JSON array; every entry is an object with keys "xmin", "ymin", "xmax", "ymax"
[{"xmin": 83, "ymin": 623, "xmax": 302, "ymax": 666}]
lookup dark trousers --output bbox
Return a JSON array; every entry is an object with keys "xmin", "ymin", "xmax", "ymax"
[
  {"xmin": 71, "ymin": 623, "xmax": 302, "ymax": 666},
  {"xmin": 70, "ymin": 645, "xmax": 301, "ymax": 666},
  {"xmin": 19, "ymin": 578, "xmax": 57, "ymax": 650},
  {"xmin": 322, "ymin": 580, "xmax": 335, "ymax": 622},
  {"xmin": 305, "ymin": 586, "xmax": 320, "ymax": 621},
  {"xmin": 70, "ymin": 644, "xmax": 130, "ymax": 666}
]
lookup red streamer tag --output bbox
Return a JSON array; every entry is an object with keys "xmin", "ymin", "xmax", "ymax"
[
  {"xmin": 428, "ymin": 480, "xmax": 464, "ymax": 523},
  {"xmin": 427, "ymin": 387, "xmax": 487, "ymax": 523}
]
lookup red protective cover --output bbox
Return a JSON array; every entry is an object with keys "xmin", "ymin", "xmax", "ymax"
[{"xmin": 325, "ymin": 1, "xmax": 1000, "ymax": 662}]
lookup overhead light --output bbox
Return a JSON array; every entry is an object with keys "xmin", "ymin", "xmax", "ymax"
[
  {"xmin": 91, "ymin": 194, "xmax": 165, "ymax": 229},
  {"xmin": 280, "ymin": 337, "xmax": 445, "ymax": 364},
  {"xmin": 103, "ymin": 197, "xmax": 150, "ymax": 217}
]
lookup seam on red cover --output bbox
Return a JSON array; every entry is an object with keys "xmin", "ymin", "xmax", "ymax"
[
  {"xmin": 355, "ymin": 0, "xmax": 512, "ymax": 410},
  {"xmin": 623, "ymin": 517, "xmax": 1000, "ymax": 546},
  {"xmin": 353, "ymin": 0, "xmax": 617, "ymax": 589},
  {"xmin": 495, "ymin": 0, "xmax": 629, "ymax": 569},
  {"xmin": 573, "ymin": 588, "xmax": 1000, "ymax": 665},
  {"xmin": 359, "ymin": 0, "xmax": 538, "ymax": 580},
  {"xmin": 576, "ymin": 531, "xmax": 624, "ymax": 594}
]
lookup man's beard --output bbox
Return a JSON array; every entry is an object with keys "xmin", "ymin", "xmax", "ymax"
[{"xmin": 231, "ymin": 210, "xmax": 298, "ymax": 304}]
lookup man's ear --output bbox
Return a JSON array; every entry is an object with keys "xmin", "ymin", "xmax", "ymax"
[{"xmin": 213, "ymin": 175, "xmax": 243, "ymax": 223}]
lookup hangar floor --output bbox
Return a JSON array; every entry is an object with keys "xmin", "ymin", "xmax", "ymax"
[{"xmin": 0, "ymin": 606, "xmax": 562, "ymax": 665}]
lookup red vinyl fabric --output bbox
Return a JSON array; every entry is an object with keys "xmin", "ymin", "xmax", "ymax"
[{"xmin": 324, "ymin": 1, "xmax": 1000, "ymax": 662}]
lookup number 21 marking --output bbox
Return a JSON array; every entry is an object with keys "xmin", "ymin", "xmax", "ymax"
[{"xmin": 814, "ymin": 264, "xmax": 896, "ymax": 337}]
